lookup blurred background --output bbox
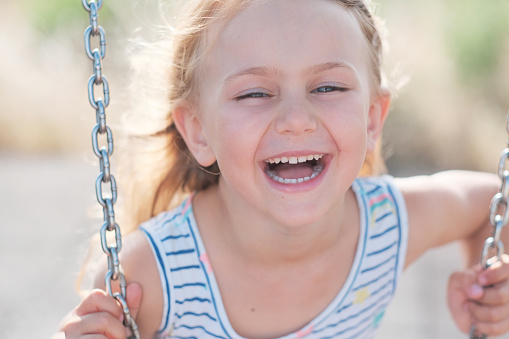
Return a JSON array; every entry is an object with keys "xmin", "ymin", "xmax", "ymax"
[{"xmin": 1, "ymin": 0, "xmax": 509, "ymax": 337}]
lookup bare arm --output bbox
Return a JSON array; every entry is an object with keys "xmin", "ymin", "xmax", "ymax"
[{"xmin": 396, "ymin": 170, "xmax": 500, "ymax": 268}]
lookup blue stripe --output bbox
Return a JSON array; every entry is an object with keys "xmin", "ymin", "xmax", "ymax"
[
  {"xmin": 370, "ymin": 225, "xmax": 397, "ymax": 239},
  {"xmin": 361, "ymin": 254, "xmax": 396, "ymax": 274},
  {"xmin": 158, "ymin": 213, "xmax": 180, "ymax": 229},
  {"xmin": 370, "ymin": 279, "xmax": 394, "ymax": 298},
  {"xmin": 175, "ymin": 297, "xmax": 212, "ymax": 304},
  {"xmin": 317, "ymin": 295, "xmax": 390, "ymax": 338},
  {"xmin": 366, "ymin": 241, "xmax": 398, "ymax": 257},
  {"xmin": 386, "ymin": 183, "xmax": 404, "ymax": 295},
  {"xmin": 317, "ymin": 309, "xmax": 372, "ymax": 338},
  {"xmin": 318, "ymin": 291, "xmax": 387, "ymax": 334},
  {"xmin": 335, "ymin": 301, "xmax": 353, "ymax": 314},
  {"xmin": 375, "ymin": 211, "xmax": 392, "ymax": 222},
  {"xmin": 166, "ymin": 248, "xmax": 195, "ymax": 256},
  {"xmin": 173, "ymin": 324, "xmax": 227, "ymax": 339},
  {"xmin": 140, "ymin": 228, "xmax": 172, "ymax": 334},
  {"xmin": 366, "ymin": 185, "xmax": 382, "ymax": 195},
  {"xmin": 171, "ymin": 265, "xmax": 201, "ymax": 272},
  {"xmin": 175, "ymin": 311, "xmax": 217, "ymax": 322},
  {"xmin": 162, "ymin": 233, "xmax": 190, "ymax": 241},
  {"xmin": 173, "ymin": 282, "xmax": 207, "ymax": 289},
  {"xmin": 341, "ymin": 304, "xmax": 388, "ymax": 339},
  {"xmin": 353, "ymin": 266, "xmax": 394, "ymax": 291}
]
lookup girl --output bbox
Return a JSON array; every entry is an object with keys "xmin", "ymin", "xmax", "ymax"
[{"xmin": 61, "ymin": 0, "xmax": 509, "ymax": 338}]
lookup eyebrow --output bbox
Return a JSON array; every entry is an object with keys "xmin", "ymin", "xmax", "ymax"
[
  {"xmin": 224, "ymin": 62, "xmax": 356, "ymax": 83},
  {"xmin": 224, "ymin": 66, "xmax": 281, "ymax": 83},
  {"xmin": 304, "ymin": 62, "xmax": 356, "ymax": 76}
]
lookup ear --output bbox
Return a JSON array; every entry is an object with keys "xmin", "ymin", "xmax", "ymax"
[
  {"xmin": 173, "ymin": 102, "xmax": 217, "ymax": 167},
  {"xmin": 366, "ymin": 87, "xmax": 391, "ymax": 152}
]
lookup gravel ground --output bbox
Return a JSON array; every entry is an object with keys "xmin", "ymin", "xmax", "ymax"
[{"xmin": 1, "ymin": 153, "xmax": 507, "ymax": 338}]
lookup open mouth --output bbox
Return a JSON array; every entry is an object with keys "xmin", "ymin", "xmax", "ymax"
[{"xmin": 264, "ymin": 154, "xmax": 325, "ymax": 184}]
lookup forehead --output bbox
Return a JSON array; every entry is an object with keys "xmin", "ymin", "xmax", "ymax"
[{"xmin": 201, "ymin": 0, "xmax": 369, "ymax": 82}]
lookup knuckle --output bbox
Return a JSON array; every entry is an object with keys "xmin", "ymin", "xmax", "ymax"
[
  {"xmin": 90, "ymin": 288, "xmax": 108, "ymax": 300},
  {"xmin": 82, "ymin": 289, "xmax": 106, "ymax": 307}
]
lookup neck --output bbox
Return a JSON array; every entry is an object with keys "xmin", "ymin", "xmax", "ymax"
[{"xmin": 193, "ymin": 182, "xmax": 359, "ymax": 267}]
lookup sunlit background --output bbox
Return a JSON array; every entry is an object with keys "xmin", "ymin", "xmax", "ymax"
[{"xmin": 1, "ymin": 0, "xmax": 509, "ymax": 338}]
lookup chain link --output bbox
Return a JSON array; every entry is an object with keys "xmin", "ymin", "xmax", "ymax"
[
  {"xmin": 470, "ymin": 110, "xmax": 509, "ymax": 339},
  {"xmin": 83, "ymin": 1, "xmax": 140, "ymax": 338}
]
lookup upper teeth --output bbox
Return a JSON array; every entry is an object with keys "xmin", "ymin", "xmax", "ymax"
[{"xmin": 266, "ymin": 154, "xmax": 323, "ymax": 164}]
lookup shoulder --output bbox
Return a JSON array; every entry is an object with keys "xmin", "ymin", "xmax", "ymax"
[{"xmin": 93, "ymin": 229, "xmax": 164, "ymax": 338}]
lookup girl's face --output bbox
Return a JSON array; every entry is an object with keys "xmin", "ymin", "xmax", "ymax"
[{"xmin": 179, "ymin": 0, "xmax": 388, "ymax": 227}]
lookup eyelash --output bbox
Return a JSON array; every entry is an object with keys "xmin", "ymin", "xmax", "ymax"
[
  {"xmin": 312, "ymin": 85, "xmax": 348, "ymax": 93},
  {"xmin": 235, "ymin": 92, "xmax": 271, "ymax": 101}
]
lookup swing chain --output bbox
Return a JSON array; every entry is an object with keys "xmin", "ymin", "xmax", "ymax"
[
  {"xmin": 83, "ymin": 1, "xmax": 140, "ymax": 338},
  {"xmin": 470, "ymin": 110, "xmax": 509, "ymax": 339}
]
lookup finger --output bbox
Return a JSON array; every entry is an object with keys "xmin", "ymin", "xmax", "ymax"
[
  {"xmin": 475, "ymin": 281, "xmax": 509, "ymax": 306},
  {"xmin": 468, "ymin": 301, "xmax": 509, "ymax": 323},
  {"xmin": 449, "ymin": 269, "xmax": 484, "ymax": 300},
  {"xmin": 474, "ymin": 315, "xmax": 509, "ymax": 337},
  {"xmin": 76, "ymin": 289, "xmax": 124, "ymax": 321},
  {"xmin": 63, "ymin": 312, "xmax": 128, "ymax": 339},
  {"xmin": 478, "ymin": 259, "xmax": 509, "ymax": 287},
  {"xmin": 449, "ymin": 269, "xmax": 478, "ymax": 291},
  {"xmin": 447, "ymin": 271, "xmax": 477, "ymax": 332},
  {"xmin": 125, "ymin": 283, "xmax": 143, "ymax": 320}
]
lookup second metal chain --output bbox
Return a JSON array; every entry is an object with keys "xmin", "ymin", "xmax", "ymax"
[
  {"xmin": 82, "ymin": 1, "xmax": 140, "ymax": 338},
  {"xmin": 470, "ymin": 111, "xmax": 509, "ymax": 339}
]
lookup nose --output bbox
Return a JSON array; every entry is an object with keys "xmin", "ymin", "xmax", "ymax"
[{"xmin": 274, "ymin": 98, "xmax": 318, "ymax": 135}]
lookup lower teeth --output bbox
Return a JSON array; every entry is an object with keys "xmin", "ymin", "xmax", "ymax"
[{"xmin": 266, "ymin": 164, "xmax": 324, "ymax": 184}]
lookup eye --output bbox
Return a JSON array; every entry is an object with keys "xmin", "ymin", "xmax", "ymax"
[
  {"xmin": 312, "ymin": 85, "xmax": 348, "ymax": 94},
  {"xmin": 235, "ymin": 92, "xmax": 271, "ymax": 101}
]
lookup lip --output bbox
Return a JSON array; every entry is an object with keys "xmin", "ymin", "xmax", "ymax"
[{"xmin": 260, "ymin": 152, "xmax": 331, "ymax": 192}]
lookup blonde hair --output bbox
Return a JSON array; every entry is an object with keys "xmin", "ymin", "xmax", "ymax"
[{"xmin": 118, "ymin": 0, "xmax": 387, "ymax": 232}]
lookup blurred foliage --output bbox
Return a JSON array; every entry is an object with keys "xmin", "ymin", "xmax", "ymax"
[
  {"xmin": 21, "ymin": 0, "xmax": 115, "ymax": 34},
  {"xmin": 444, "ymin": 0, "xmax": 509, "ymax": 85}
]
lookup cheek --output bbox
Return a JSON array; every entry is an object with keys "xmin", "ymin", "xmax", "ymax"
[
  {"xmin": 211, "ymin": 110, "xmax": 268, "ymax": 169},
  {"xmin": 321, "ymin": 100, "xmax": 369, "ymax": 146}
]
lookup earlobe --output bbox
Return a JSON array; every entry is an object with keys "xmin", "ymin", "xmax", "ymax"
[
  {"xmin": 173, "ymin": 102, "xmax": 217, "ymax": 167},
  {"xmin": 367, "ymin": 88, "xmax": 391, "ymax": 151}
]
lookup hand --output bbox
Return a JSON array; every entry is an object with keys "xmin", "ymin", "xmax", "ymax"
[
  {"xmin": 447, "ymin": 254, "xmax": 509, "ymax": 336},
  {"xmin": 62, "ymin": 283, "xmax": 142, "ymax": 339}
]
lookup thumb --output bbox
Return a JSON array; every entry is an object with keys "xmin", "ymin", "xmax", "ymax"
[
  {"xmin": 126, "ymin": 282, "xmax": 143, "ymax": 321},
  {"xmin": 447, "ymin": 269, "xmax": 483, "ymax": 333},
  {"xmin": 450, "ymin": 267, "xmax": 485, "ymax": 298},
  {"xmin": 120, "ymin": 282, "xmax": 143, "ymax": 338}
]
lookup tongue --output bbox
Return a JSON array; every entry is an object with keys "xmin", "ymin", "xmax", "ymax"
[{"xmin": 274, "ymin": 163, "xmax": 314, "ymax": 179}]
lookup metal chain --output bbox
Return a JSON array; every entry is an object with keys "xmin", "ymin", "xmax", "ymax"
[
  {"xmin": 470, "ymin": 110, "xmax": 509, "ymax": 339},
  {"xmin": 82, "ymin": 1, "xmax": 140, "ymax": 338}
]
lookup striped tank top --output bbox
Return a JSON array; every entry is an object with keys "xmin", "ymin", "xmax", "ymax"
[{"xmin": 141, "ymin": 176, "xmax": 408, "ymax": 339}]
